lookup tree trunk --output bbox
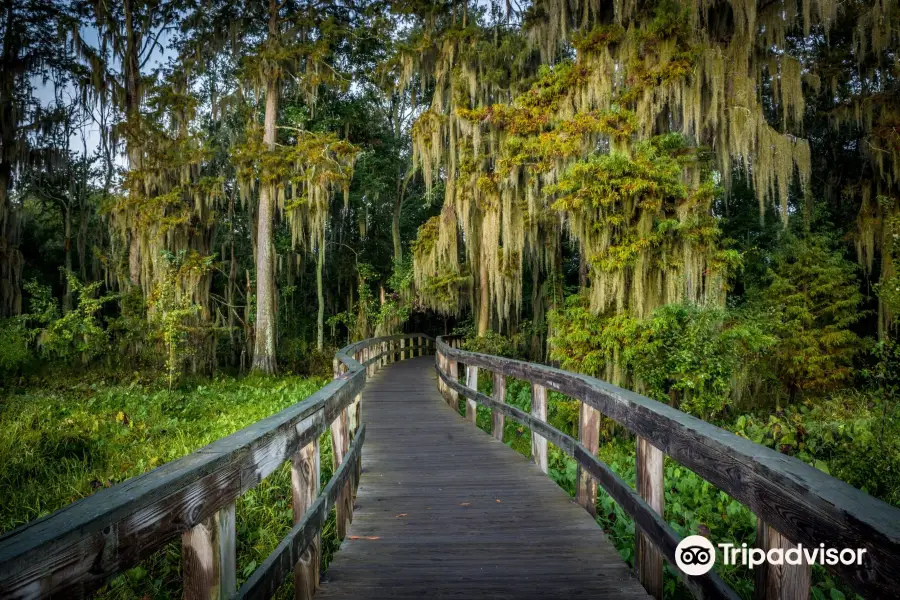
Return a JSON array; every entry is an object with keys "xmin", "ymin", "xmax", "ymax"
[
  {"xmin": 252, "ymin": 75, "xmax": 279, "ymax": 373},
  {"xmin": 317, "ymin": 239, "xmax": 325, "ymax": 351},
  {"xmin": 123, "ymin": 0, "xmax": 143, "ymax": 289},
  {"xmin": 392, "ymin": 195, "xmax": 402, "ymax": 264},
  {"xmin": 477, "ymin": 257, "xmax": 490, "ymax": 335},
  {"xmin": 63, "ymin": 204, "xmax": 73, "ymax": 313}
]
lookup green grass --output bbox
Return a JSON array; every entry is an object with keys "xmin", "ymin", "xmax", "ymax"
[{"xmin": 0, "ymin": 373, "xmax": 338, "ymax": 599}]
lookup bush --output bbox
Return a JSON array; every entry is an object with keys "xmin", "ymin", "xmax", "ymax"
[
  {"xmin": 549, "ymin": 296, "xmax": 775, "ymax": 419},
  {"xmin": 0, "ymin": 318, "xmax": 33, "ymax": 376},
  {"xmin": 761, "ymin": 234, "xmax": 866, "ymax": 398}
]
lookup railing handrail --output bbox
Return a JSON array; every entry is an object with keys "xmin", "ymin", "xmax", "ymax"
[
  {"xmin": 0, "ymin": 333, "xmax": 434, "ymax": 600},
  {"xmin": 435, "ymin": 336, "xmax": 900, "ymax": 600}
]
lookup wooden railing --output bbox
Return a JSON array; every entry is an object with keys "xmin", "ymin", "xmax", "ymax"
[
  {"xmin": 435, "ymin": 336, "xmax": 900, "ymax": 600},
  {"xmin": 0, "ymin": 334, "xmax": 434, "ymax": 600}
]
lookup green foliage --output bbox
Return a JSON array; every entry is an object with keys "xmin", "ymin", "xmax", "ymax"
[
  {"xmin": 0, "ymin": 318, "xmax": 32, "ymax": 375},
  {"xmin": 148, "ymin": 254, "xmax": 209, "ymax": 388},
  {"xmin": 0, "ymin": 373, "xmax": 330, "ymax": 598},
  {"xmin": 549, "ymin": 296, "xmax": 775, "ymax": 418},
  {"xmin": 461, "ymin": 330, "xmax": 525, "ymax": 359},
  {"xmin": 761, "ymin": 234, "xmax": 866, "ymax": 397},
  {"xmin": 731, "ymin": 391, "xmax": 900, "ymax": 505},
  {"xmin": 25, "ymin": 274, "xmax": 115, "ymax": 363}
]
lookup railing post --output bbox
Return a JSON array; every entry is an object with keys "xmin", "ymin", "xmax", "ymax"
[
  {"xmin": 417, "ymin": 335, "xmax": 424, "ymax": 357},
  {"xmin": 291, "ymin": 438, "xmax": 320, "ymax": 600},
  {"xmin": 755, "ymin": 521, "xmax": 811, "ymax": 600},
  {"xmin": 492, "ymin": 372, "xmax": 505, "ymax": 441},
  {"xmin": 330, "ymin": 359, "xmax": 351, "ymax": 541},
  {"xmin": 437, "ymin": 350, "xmax": 447, "ymax": 402},
  {"xmin": 531, "ymin": 383, "xmax": 548, "ymax": 474},
  {"xmin": 331, "ymin": 408, "xmax": 352, "ymax": 540},
  {"xmin": 401, "ymin": 337, "xmax": 407, "ymax": 360},
  {"xmin": 576, "ymin": 402, "xmax": 601, "ymax": 516},
  {"xmin": 465, "ymin": 364, "xmax": 478, "ymax": 424},
  {"xmin": 448, "ymin": 355, "xmax": 459, "ymax": 409},
  {"xmin": 182, "ymin": 504, "xmax": 236, "ymax": 600},
  {"xmin": 382, "ymin": 340, "xmax": 387, "ymax": 367},
  {"xmin": 635, "ymin": 437, "xmax": 664, "ymax": 599}
]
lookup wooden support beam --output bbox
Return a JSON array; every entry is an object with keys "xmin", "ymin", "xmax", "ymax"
[
  {"xmin": 492, "ymin": 371, "xmax": 505, "ymax": 441},
  {"xmin": 448, "ymin": 357, "xmax": 459, "ymax": 410},
  {"xmin": 182, "ymin": 503, "xmax": 236, "ymax": 600},
  {"xmin": 635, "ymin": 437, "xmax": 664, "ymax": 599},
  {"xmin": 330, "ymin": 409, "xmax": 352, "ymax": 540},
  {"xmin": 401, "ymin": 337, "xmax": 407, "ymax": 360},
  {"xmin": 291, "ymin": 439, "xmax": 320, "ymax": 600},
  {"xmin": 531, "ymin": 383, "xmax": 548, "ymax": 474},
  {"xmin": 465, "ymin": 365, "xmax": 478, "ymax": 424},
  {"xmin": 755, "ymin": 520, "xmax": 811, "ymax": 600},
  {"xmin": 576, "ymin": 401, "xmax": 601, "ymax": 516}
]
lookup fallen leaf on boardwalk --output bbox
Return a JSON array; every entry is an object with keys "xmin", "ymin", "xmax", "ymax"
[
  {"xmin": 348, "ymin": 536, "xmax": 381, "ymax": 540},
  {"xmin": 395, "ymin": 513, "xmax": 407, "ymax": 518},
  {"xmin": 495, "ymin": 499, "xmax": 502, "ymax": 503},
  {"xmin": 459, "ymin": 502, "xmax": 471, "ymax": 507}
]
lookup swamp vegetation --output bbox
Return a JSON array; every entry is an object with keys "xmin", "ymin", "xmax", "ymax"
[{"xmin": 1, "ymin": 0, "xmax": 900, "ymax": 598}]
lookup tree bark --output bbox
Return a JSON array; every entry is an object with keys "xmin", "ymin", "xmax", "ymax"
[
  {"xmin": 477, "ymin": 257, "xmax": 490, "ymax": 335},
  {"xmin": 317, "ymin": 239, "xmax": 325, "ymax": 351},
  {"xmin": 123, "ymin": 0, "xmax": 143, "ymax": 288},
  {"xmin": 62, "ymin": 204, "xmax": 72, "ymax": 313},
  {"xmin": 392, "ymin": 195, "xmax": 402, "ymax": 264},
  {"xmin": 252, "ymin": 73, "xmax": 279, "ymax": 373}
]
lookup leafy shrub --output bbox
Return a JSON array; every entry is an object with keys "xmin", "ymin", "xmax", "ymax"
[
  {"xmin": 0, "ymin": 318, "xmax": 33, "ymax": 375},
  {"xmin": 730, "ymin": 391, "xmax": 900, "ymax": 506},
  {"xmin": 549, "ymin": 296, "xmax": 775, "ymax": 418},
  {"xmin": 461, "ymin": 330, "xmax": 526, "ymax": 359},
  {"xmin": 25, "ymin": 275, "xmax": 114, "ymax": 363},
  {"xmin": 761, "ymin": 234, "xmax": 866, "ymax": 398}
]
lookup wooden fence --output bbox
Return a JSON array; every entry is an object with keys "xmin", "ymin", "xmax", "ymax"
[
  {"xmin": 435, "ymin": 335, "xmax": 900, "ymax": 600},
  {"xmin": 0, "ymin": 334, "xmax": 434, "ymax": 600}
]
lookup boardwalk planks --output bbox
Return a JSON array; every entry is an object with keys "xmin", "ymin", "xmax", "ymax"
[{"xmin": 316, "ymin": 358, "xmax": 650, "ymax": 600}]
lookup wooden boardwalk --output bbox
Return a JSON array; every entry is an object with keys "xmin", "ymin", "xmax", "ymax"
[{"xmin": 317, "ymin": 356, "xmax": 650, "ymax": 599}]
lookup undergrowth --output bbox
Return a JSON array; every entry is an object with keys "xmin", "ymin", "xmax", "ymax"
[{"xmin": 0, "ymin": 373, "xmax": 335, "ymax": 599}]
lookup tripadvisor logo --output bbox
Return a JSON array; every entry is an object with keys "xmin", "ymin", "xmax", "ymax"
[
  {"xmin": 675, "ymin": 536, "xmax": 868, "ymax": 576},
  {"xmin": 675, "ymin": 536, "xmax": 716, "ymax": 576}
]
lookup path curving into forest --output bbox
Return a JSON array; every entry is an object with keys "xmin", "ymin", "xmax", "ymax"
[{"xmin": 316, "ymin": 356, "xmax": 649, "ymax": 600}]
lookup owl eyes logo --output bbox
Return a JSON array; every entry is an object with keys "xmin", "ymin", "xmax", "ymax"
[{"xmin": 675, "ymin": 535, "xmax": 716, "ymax": 576}]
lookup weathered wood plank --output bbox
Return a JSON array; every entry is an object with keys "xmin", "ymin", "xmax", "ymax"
[
  {"xmin": 183, "ymin": 503, "xmax": 236, "ymax": 600},
  {"xmin": 448, "ymin": 357, "xmax": 459, "ymax": 408},
  {"xmin": 330, "ymin": 408, "xmax": 352, "ymax": 541},
  {"xmin": 235, "ymin": 427, "xmax": 365, "ymax": 600},
  {"xmin": 435, "ymin": 338, "xmax": 900, "ymax": 600},
  {"xmin": 636, "ymin": 436, "xmax": 664, "ymax": 599},
  {"xmin": 576, "ymin": 401, "xmax": 600, "ymax": 516},
  {"xmin": 401, "ymin": 338, "xmax": 407, "ymax": 360},
  {"xmin": 754, "ymin": 521, "xmax": 811, "ymax": 600},
  {"xmin": 531, "ymin": 383, "xmax": 548, "ymax": 474},
  {"xmin": 491, "ymin": 371, "xmax": 505, "ymax": 441},
  {"xmin": 291, "ymin": 440, "xmax": 320, "ymax": 600},
  {"xmin": 465, "ymin": 365, "xmax": 479, "ymax": 424}
]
